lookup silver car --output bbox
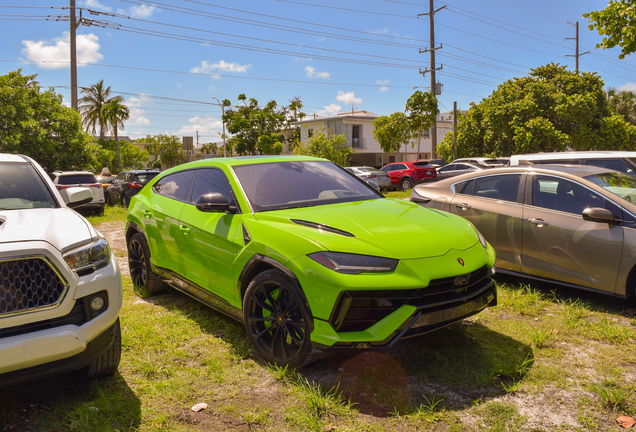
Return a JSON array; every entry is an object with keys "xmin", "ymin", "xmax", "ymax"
[
  {"xmin": 411, "ymin": 164, "xmax": 636, "ymax": 299},
  {"xmin": 345, "ymin": 166, "xmax": 392, "ymax": 189}
]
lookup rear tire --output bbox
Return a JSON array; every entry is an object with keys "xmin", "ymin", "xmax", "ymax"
[
  {"xmin": 127, "ymin": 232, "xmax": 167, "ymax": 297},
  {"xmin": 87, "ymin": 318, "xmax": 121, "ymax": 378},
  {"xmin": 401, "ymin": 177, "xmax": 413, "ymax": 191},
  {"xmin": 243, "ymin": 269, "xmax": 315, "ymax": 367}
]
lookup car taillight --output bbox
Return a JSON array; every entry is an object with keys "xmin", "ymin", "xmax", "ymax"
[
  {"xmin": 56, "ymin": 185, "xmax": 70, "ymax": 189},
  {"xmin": 90, "ymin": 183, "xmax": 100, "ymax": 188},
  {"xmin": 129, "ymin": 182, "xmax": 144, "ymax": 189},
  {"xmin": 368, "ymin": 174, "xmax": 376, "ymax": 178}
]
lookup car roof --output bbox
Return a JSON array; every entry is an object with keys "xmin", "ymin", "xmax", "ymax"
[
  {"xmin": 160, "ymin": 156, "xmax": 326, "ymax": 175},
  {"xmin": 510, "ymin": 151, "xmax": 636, "ymax": 162},
  {"xmin": 0, "ymin": 154, "xmax": 30, "ymax": 163},
  {"xmin": 55, "ymin": 171, "xmax": 95, "ymax": 175},
  {"xmin": 434, "ymin": 164, "xmax": 615, "ymax": 181}
]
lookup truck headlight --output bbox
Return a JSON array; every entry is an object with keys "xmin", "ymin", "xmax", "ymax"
[
  {"xmin": 308, "ymin": 252, "xmax": 398, "ymax": 274},
  {"xmin": 63, "ymin": 238, "xmax": 111, "ymax": 274}
]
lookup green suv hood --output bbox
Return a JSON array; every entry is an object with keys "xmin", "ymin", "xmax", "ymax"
[{"xmin": 254, "ymin": 198, "xmax": 479, "ymax": 260}]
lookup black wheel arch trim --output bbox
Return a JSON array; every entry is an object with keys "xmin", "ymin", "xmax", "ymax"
[{"xmin": 238, "ymin": 254, "xmax": 314, "ymax": 330}]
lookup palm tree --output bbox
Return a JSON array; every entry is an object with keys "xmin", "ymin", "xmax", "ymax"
[
  {"xmin": 102, "ymin": 97, "xmax": 130, "ymax": 172},
  {"xmin": 606, "ymin": 87, "xmax": 636, "ymax": 126},
  {"xmin": 79, "ymin": 79, "xmax": 115, "ymax": 141}
]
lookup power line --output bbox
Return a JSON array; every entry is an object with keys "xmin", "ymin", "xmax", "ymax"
[{"xmin": 270, "ymin": 0, "xmax": 415, "ymax": 19}]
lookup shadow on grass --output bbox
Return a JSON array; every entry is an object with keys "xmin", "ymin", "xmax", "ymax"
[
  {"xmin": 143, "ymin": 288, "xmax": 533, "ymax": 419},
  {"xmin": 494, "ymin": 273, "xmax": 631, "ymax": 316},
  {"xmin": 0, "ymin": 371, "xmax": 140, "ymax": 431},
  {"xmin": 297, "ymin": 321, "xmax": 533, "ymax": 418}
]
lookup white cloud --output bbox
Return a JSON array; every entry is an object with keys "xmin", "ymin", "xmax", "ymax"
[
  {"xmin": 305, "ymin": 66, "xmax": 330, "ymax": 79},
  {"xmin": 190, "ymin": 60, "xmax": 252, "ymax": 75},
  {"xmin": 377, "ymin": 79, "xmax": 389, "ymax": 92},
  {"xmin": 315, "ymin": 104, "xmax": 342, "ymax": 117},
  {"xmin": 336, "ymin": 91, "xmax": 362, "ymax": 105},
  {"xmin": 177, "ymin": 116, "xmax": 223, "ymax": 135},
  {"xmin": 81, "ymin": 0, "xmax": 112, "ymax": 12},
  {"xmin": 130, "ymin": 4, "xmax": 156, "ymax": 18},
  {"xmin": 619, "ymin": 83, "xmax": 636, "ymax": 92},
  {"xmin": 176, "ymin": 83, "xmax": 181, "ymax": 87},
  {"xmin": 126, "ymin": 95, "xmax": 151, "ymax": 127},
  {"xmin": 21, "ymin": 32, "xmax": 103, "ymax": 69}
]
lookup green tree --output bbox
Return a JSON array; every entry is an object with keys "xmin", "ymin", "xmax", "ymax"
[
  {"xmin": 606, "ymin": 87, "xmax": 636, "ymax": 125},
  {"xmin": 405, "ymin": 91, "xmax": 439, "ymax": 155},
  {"xmin": 293, "ymin": 131, "xmax": 353, "ymax": 166},
  {"xmin": 79, "ymin": 79, "xmax": 117, "ymax": 141},
  {"xmin": 102, "ymin": 98, "xmax": 130, "ymax": 172},
  {"xmin": 372, "ymin": 112, "xmax": 413, "ymax": 155},
  {"xmin": 95, "ymin": 139, "xmax": 148, "ymax": 172},
  {"xmin": 0, "ymin": 70, "xmax": 94, "ymax": 171},
  {"xmin": 584, "ymin": 0, "xmax": 636, "ymax": 59},
  {"xmin": 223, "ymin": 94, "xmax": 304, "ymax": 155},
  {"xmin": 140, "ymin": 134, "xmax": 185, "ymax": 169},
  {"xmin": 437, "ymin": 63, "xmax": 636, "ymax": 161}
]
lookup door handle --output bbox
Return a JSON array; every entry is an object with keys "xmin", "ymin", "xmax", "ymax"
[
  {"xmin": 527, "ymin": 218, "xmax": 549, "ymax": 227},
  {"xmin": 179, "ymin": 224, "xmax": 191, "ymax": 234},
  {"xmin": 454, "ymin": 203, "xmax": 471, "ymax": 210},
  {"xmin": 143, "ymin": 210, "xmax": 152, "ymax": 218}
]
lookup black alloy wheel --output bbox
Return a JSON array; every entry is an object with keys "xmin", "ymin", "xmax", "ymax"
[
  {"xmin": 243, "ymin": 269, "xmax": 314, "ymax": 367},
  {"xmin": 127, "ymin": 232, "xmax": 166, "ymax": 296}
]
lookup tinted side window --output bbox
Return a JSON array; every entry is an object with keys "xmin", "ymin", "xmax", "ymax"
[
  {"xmin": 532, "ymin": 175, "xmax": 604, "ymax": 214},
  {"xmin": 440, "ymin": 165, "xmax": 455, "ymax": 172},
  {"xmin": 155, "ymin": 170, "xmax": 195, "ymax": 201},
  {"xmin": 586, "ymin": 159, "xmax": 635, "ymax": 175},
  {"xmin": 190, "ymin": 169, "xmax": 233, "ymax": 204},
  {"xmin": 458, "ymin": 179, "xmax": 475, "ymax": 194},
  {"xmin": 473, "ymin": 174, "xmax": 521, "ymax": 202}
]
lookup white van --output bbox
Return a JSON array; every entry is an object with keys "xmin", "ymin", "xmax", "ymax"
[{"xmin": 509, "ymin": 151, "xmax": 636, "ymax": 176}]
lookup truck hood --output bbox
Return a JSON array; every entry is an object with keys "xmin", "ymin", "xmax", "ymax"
[
  {"xmin": 254, "ymin": 198, "xmax": 479, "ymax": 259},
  {"xmin": 0, "ymin": 208, "xmax": 96, "ymax": 252}
]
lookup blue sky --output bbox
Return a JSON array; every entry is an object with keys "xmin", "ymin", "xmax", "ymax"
[{"xmin": 1, "ymin": 0, "xmax": 635, "ymax": 144}]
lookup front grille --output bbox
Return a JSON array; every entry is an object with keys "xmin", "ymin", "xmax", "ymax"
[
  {"xmin": 330, "ymin": 266, "xmax": 492, "ymax": 333},
  {"xmin": 0, "ymin": 257, "xmax": 67, "ymax": 315}
]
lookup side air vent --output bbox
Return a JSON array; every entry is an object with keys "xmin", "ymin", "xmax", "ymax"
[{"xmin": 290, "ymin": 219, "xmax": 355, "ymax": 237}]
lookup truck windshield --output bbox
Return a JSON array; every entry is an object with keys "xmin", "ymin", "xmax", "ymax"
[{"xmin": 0, "ymin": 162, "xmax": 57, "ymax": 209}]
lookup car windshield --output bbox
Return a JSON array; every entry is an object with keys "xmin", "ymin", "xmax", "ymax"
[
  {"xmin": 233, "ymin": 160, "xmax": 382, "ymax": 212},
  {"xmin": 585, "ymin": 172, "xmax": 636, "ymax": 202},
  {"xmin": 58, "ymin": 174, "xmax": 97, "ymax": 185},
  {"xmin": 0, "ymin": 162, "xmax": 57, "ymax": 210},
  {"xmin": 134, "ymin": 172, "xmax": 159, "ymax": 184}
]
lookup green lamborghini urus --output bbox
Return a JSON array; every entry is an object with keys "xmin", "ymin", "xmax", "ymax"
[{"xmin": 125, "ymin": 156, "xmax": 497, "ymax": 367}]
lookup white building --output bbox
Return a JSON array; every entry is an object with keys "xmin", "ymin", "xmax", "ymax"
[{"xmin": 289, "ymin": 110, "xmax": 456, "ymax": 167}]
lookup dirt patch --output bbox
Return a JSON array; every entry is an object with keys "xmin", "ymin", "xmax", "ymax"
[{"xmin": 95, "ymin": 221, "xmax": 128, "ymax": 275}]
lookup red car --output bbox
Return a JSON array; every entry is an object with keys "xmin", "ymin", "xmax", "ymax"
[{"xmin": 380, "ymin": 161, "xmax": 437, "ymax": 190}]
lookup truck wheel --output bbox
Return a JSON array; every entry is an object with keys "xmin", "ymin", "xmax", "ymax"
[{"xmin": 87, "ymin": 318, "xmax": 122, "ymax": 378}]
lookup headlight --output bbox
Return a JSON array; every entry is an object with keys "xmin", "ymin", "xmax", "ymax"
[
  {"xmin": 474, "ymin": 226, "xmax": 488, "ymax": 250},
  {"xmin": 308, "ymin": 252, "xmax": 398, "ymax": 274},
  {"xmin": 63, "ymin": 238, "xmax": 111, "ymax": 273}
]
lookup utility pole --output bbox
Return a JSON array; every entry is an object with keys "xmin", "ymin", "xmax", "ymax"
[
  {"xmin": 213, "ymin": 97, "xmax": 227, "ymax": 157},
  {"xmin": 70, "ymin": 0, "xmax": 78, "ymax": 110},
  {"xmin": 453, "ymin": 101, "xmax": 457, "ymax": 160},
  {"xmin": 565, "ymin": 21, "xmax": 590, "ymax": 72},
  {"xmin": 418, "ymin": 0, "xmax": 445, "ymax": 158}
]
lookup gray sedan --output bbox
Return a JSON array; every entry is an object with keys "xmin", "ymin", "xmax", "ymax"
[
  {"xmin": 436, "ymin": 162, "xmax": 490, "ymax": 181},
  {"xmin": 411, "ymin": 164, "xmax": 636, "ymax": 299},
  {"xmin": 345, "ymin": 166, "xmax": 392, "ymax": 189}
]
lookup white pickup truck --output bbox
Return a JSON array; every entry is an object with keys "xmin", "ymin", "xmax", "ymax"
[{"xmin": 0, "ymin": 154, "xmax": 123, "ymax": 387}]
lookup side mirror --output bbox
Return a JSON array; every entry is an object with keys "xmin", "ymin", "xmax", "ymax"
[
  {"xmin": 195, "ymin": 193, "xmax": 237, "ymax": 213},
  {"xmin": 66, "ymin": 187, "xmax": 93, "ymax": 208},
  {"xmin": 367, "ymin": 179, "xmax": 379, "ymax": 191},
  {"xmin": 582, "ymin": 207, "xmax": 620, "ymax": 224}
]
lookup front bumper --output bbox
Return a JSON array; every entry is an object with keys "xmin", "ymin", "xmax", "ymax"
[
  {"xmin": 291, "ymin": 242, "xmax": 497, "ymax": 349},
  {"xmin": 0, "ymin": 248, "xmax": 122, "ymax": 379}
]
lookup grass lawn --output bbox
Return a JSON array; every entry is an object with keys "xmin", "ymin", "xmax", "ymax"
[{"xmin": 2, "ymin": 204, "xmax": 636, "ymax": 431}]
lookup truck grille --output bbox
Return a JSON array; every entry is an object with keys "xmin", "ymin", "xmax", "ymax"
[{"xmin": 0, "ymin": 257, "xmax": 68, "ymax": 316}]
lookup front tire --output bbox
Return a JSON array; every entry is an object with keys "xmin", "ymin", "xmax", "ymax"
[
  {"xmin": 127, "ymin": 232, "xmax": 167, "ymax": 297},
  {"xmin": 87, "ymin": 318, "xmax": 121, "ymax": 378},
  {"xmin": 243, "ymin": 269, "xmax": 314, "ymax": 367}
]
